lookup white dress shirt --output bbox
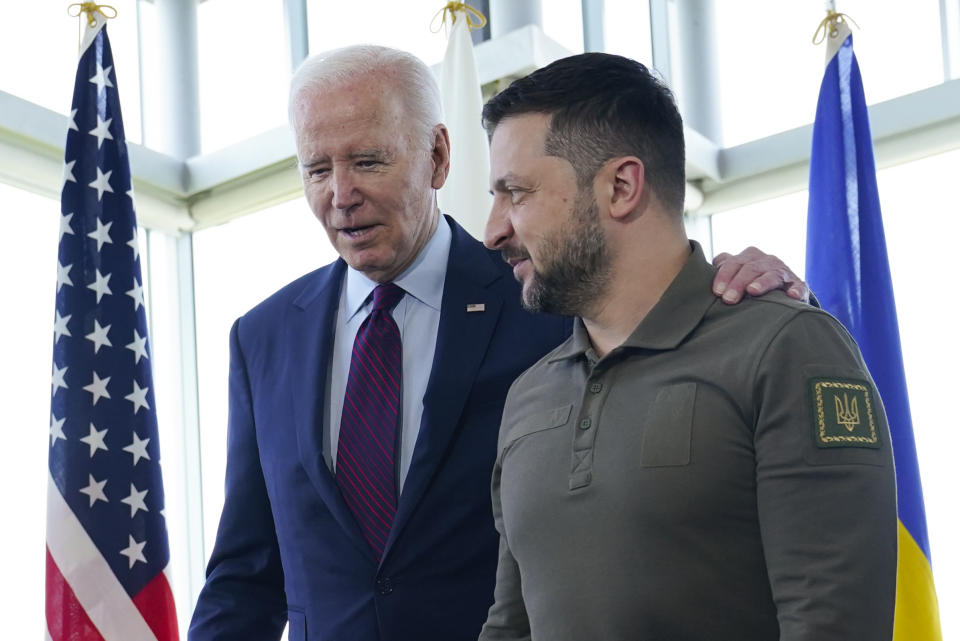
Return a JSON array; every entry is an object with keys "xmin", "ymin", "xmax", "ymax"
[{"xmin": 324, "ymin": 216, "xmax": 452, "ymax": 492}]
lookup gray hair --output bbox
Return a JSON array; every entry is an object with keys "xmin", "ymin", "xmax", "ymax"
[{"xmin": 288, "ymin": 44, "xmax": 443, "ymax": 148}]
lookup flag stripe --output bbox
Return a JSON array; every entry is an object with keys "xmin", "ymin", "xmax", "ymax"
[
  {"xmin": 47, "ymin": 474, "xmax": 159, "ymax": 640},
  {"xmin": 132, "ymin": 570, "xmax": 179, "ymax": 641},
  {"xmin": 46, "ymin": 548, "xmax": 106, "ymax": 641},
  {"xmin": 894, "ymin": 520, "xmax": 943, "ymax": 640}
]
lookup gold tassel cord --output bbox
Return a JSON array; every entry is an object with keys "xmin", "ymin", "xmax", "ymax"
[
  {"xmin": 430, "ymin": 2, "xmax": 487, "ymax": 34},
  {"xmin": 68, "ymin": 3, "xmax": 117, "ymax": 50},
  {"xmin": 68, "ymin": 2, "xmax": 118, "ymax": 26},
  {"xmin": 812, "ymin": 9, "xmax": 860, "ymax": 45}
]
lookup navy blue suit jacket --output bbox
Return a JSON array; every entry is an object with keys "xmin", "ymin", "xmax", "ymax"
[{"xmin": 189, "ymin": 217, "xmax": 571, "ymax": 641}]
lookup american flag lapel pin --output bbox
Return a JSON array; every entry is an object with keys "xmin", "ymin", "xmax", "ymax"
[{"xmin": 466, "ymin": 303, "xmax": 485, "ymax": 313}]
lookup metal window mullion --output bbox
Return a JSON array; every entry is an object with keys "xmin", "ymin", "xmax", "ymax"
[
  {"xmin": 582, "ymin": 0, "xmax": 605, "ymax": 52},
  {"xmin": 283, "ymin": 0, "xmax": 309, "ymax": 73},
  {"xmin": 941, "ymin": 0, "xmax": 960, "ymax": 80}
]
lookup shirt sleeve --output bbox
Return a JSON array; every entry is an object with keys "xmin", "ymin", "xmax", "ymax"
[
  {"xmin": 478, "ymin": 431, "xmax": 533, "ymax": 641},
  {"xmin": 753, "ymin": 309, "xmax": 897, "ymax": 640}
]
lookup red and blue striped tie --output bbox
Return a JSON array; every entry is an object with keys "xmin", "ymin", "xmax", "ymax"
[{"xmin": 336, "ymin": 283, "xmax": 404, "ymax": 557}]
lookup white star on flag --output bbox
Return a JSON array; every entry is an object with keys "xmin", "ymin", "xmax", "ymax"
[
  {"xmin": 87, "ymin": 268, "xmax": 112, "ymax": 303},
  {"xmin": 53, "ymin": 311, "xmax": 72, "ymax": 344},
  {"xmin": 63, "ymin": 160, "xmax": 77, "ymax": 186},
  {"xmin": 121, "ymin": 483, "xmax": 149, "ymax": 518},
  {"xmin": 79, "ymin": 474, "xmax": 109, "ymax": 507},
  {"xmin": 79, "ymin": 423, "xmax": 109, "ymax": 458},
  {"xmin": 59, "ymin": 212, "xmax": 75, "ymax": 240},
  {"xmin": 56, "ymin": 261, "xmax": 73, "ymax": 292},
  {"xmin": 89, "ymin": 167, "xmax": 114, "ymax": 201},
  {"xmin": 67, "ymin": 108, "xmax": 79, "ymax": 132},
  {"xmin": 120, "ymin": 535, "xmax": 148, "ymax": 569},
  {"xmin": 87, "ymin": 217, "xmax": 114, "ymax": 251},
  {"xmin": 127, "ymin": 227, "xmax": 140, "ymax": 260},
  {"xmin": 126, "ymin": 329, "xmax": 148, "ymax": 363},
  {"xmin": 123, "ymin": 432, "xmax": 151, "ymax": 466},
  {"xmin": 89, "ymin": 63, "xmax": 114, "ymax": 94},
  {"xmin": 52, "ymin": 364, "xmax": 68, "ymax": 394},
  {"xmin": 49, "ymin": 414, "xmax": 67, "ymax": 446},
  {"xmin": 126, "ymin": 279, "xmax": 145, "ymax": 310},
  {"xmin": 89, "ymin": 116, "xmax": 114, "ymax": 149},
  {"xmin": 85, "ymin": 319, "xmax": 113, "ymax": 353},
  {"xmin": 125, "ymin": 381, "xmax": 150, "ymax": 414},
  {"xmin": 82, "ymin": 371, "xmax": 111, "ymax": 405}
]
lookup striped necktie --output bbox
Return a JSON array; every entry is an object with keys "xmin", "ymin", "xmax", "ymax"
[{"xmin": 336, "ymin": 283, "xmax": 404, "ymax": 557}]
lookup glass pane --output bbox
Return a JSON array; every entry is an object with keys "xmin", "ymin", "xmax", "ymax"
[
  {"xmin": 193, "ymin": 198, "xmax": 338, "ymax": 556},
  {"xmin": 714, "ymin": 0, "xmax": 944, "ymax": 146},
  {"xmin": 708, "ymin": 189, "xmax": 809, "ymax": 274},
  {"xmin": 870, "ymin": 150, "xmax": 960, "ymax": 641},
  {"xmin": 196, "ymin": 0, "xmax": 290, "ymax": 152},
  {"xmin": 0, "ymin": 0, "xmax": 143, "ymax": 143},
  {"xmin": 542, "ymin": 0, "xmax": 585, "ymax": 54},
  {"xmin": 307, "ymin": 0, "xmax": 450, "ymax": 67},
  {"xmin": 0, "ymin": 186, "xmax": 59, "ymax": 637},
  {"xmin": 604, "ymin": 0, "xmax": 653, "ymax": 65}
]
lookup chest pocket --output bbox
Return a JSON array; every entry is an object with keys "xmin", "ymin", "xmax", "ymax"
[
  {"xmin": 640, "ymin": 383, "xmax": 696, "ymax": 467},
  {"xmin": 502, "ymin": 404, "xmax": 573, "ymax": 450}
]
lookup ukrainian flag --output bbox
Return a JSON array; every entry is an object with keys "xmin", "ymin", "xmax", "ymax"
[{"xmin": 805, "ymin": 14, "xmax": 941, "ymax": 639}]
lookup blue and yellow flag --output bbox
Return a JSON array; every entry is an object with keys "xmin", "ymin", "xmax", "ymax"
[{"xmin": 805, "ymin": 14, "xmax": 941, "ymax": 640}]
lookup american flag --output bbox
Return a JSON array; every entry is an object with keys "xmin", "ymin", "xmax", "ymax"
[{"xmin": 46, "ymin": 14, "xmax": 179, "ymax": 641}]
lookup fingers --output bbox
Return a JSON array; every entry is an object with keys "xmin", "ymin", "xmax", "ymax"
[{"xmin": 711, "ymin": 246, "xmax": 811, "ymax": 305}]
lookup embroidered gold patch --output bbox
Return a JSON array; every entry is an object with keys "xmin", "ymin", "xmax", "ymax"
[{"xmin": 809, "ymin": 378, "xmax": 881, "ymax": 448}]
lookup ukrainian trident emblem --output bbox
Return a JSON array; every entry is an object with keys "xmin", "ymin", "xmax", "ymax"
[{"xmin": 834, "ymin": 393, "xmax": 860, "ymax": 432}]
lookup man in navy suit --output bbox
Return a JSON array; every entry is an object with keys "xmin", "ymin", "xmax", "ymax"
[{"xmin": 188, "ymin": 45, "xmax": 807, "ymax": 641}]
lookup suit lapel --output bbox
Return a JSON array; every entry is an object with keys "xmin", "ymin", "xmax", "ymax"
[
  {"xmin": 383, "ymin": 218, "xmax": 505, "ymax": 559},
  {"xmin": 289, "ymin": 260, "xmax": 375, "ymax": 559}
]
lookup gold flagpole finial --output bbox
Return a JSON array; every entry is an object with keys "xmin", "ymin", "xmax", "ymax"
[
  {"xmin": 431, "ymin": 2, "xmax": 487, "ymax": 34},
  {"xmin": 812, "ymin": 9, "xmax": 859, "ymax": 45}
]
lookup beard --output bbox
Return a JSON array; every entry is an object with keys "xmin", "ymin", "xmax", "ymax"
[{"xmin": 521, "ymin": 194, "xmax": 611, "ymax": 316}]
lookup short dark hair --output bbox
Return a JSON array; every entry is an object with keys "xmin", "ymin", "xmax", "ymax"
[{"xmin": 482, "ymin": 53, "xmax": 685, "ymax": 214}]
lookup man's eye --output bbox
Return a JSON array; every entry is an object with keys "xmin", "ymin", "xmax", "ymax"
[
  {"xmin": 357, "ymin": 160, "xmax": 381, "ymax": 168},
  {"xmin": 308, "ymin": 167, "xmax": 329, "ymax": 178}
]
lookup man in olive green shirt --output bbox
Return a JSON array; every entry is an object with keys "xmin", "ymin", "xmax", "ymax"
[{"xmin": 478, "ymin": 53, "xmax": 897, "ymax": 641}]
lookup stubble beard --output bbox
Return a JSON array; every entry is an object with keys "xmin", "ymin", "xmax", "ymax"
[{"xmin": 521, "ymin": 195, "xmax": 611, "ymax": 317}]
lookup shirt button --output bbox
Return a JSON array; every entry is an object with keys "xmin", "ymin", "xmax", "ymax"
[
  {"xmin": 376, "ymin": 577, "xmax": 394, "ymax": 595},
  {"xmin": 579, "ymin": 418, "xmax": 592, "ymax": 430},
  {"xmin": 589, "ymin": 382, "xmax": 603, "ymax": 394}
]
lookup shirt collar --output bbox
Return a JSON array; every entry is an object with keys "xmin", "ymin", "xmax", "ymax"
[
  {"xmin": 343, "ymin": 214, "xmax": 451, "ymax": 322},
  {"xmin": 549, "ymin": 241, "xmax": 717, "ymax": 362}
]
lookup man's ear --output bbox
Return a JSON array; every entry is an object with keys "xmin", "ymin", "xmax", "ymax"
[
  {"xmin": 431, "ymin": 125, "xmax": 452, "ymax": 189},
  {"xmin": 603, "ymin": 157, "xmax": 645, "ymax": 220}
]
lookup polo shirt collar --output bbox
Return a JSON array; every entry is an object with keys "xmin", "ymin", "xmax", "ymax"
[{"xmin": 549, "ymin": 240, "xmax": 716, "ymax": 361}]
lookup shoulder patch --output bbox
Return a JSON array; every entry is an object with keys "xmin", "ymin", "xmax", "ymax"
[{"xmin": 808, "ymin": 377, "xmax": 881, "ymax": 449}]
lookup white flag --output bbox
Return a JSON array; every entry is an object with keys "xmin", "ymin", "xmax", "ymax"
[{"xmin": 437, "ymin": 7, "xmax": 493, "ymax": 240}]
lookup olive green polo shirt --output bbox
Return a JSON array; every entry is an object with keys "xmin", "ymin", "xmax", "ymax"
[{"xmin": 479, "ymin": 242, "xmax": 897, "ymax": 641}]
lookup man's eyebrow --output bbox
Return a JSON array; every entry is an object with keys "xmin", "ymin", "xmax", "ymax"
[
  {"xmin": 300, "ymin": 157, "xmax": 328, "ymax": 170},
  {"xmin": 491, "ymin": 173, "xmax": 521, "ymax": 192},
  {"xmin": 349, "ymin": 149, "xmax": 388, "ymax": 160}
]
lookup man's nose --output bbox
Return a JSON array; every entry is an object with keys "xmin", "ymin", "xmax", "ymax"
[
  {"xmin": 484, "ymin": 201, "xmax": 513, "ymax": 250},
  {"xmin": 331, "ymin": 168, "xmax": 362, "ymax": 210}
]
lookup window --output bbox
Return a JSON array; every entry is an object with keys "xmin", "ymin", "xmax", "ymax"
[
  {"xmin": 713, "ymin": 0, "xmax": 944, "ymax": 146},
  {"xmin": 192, "ymin": 198, "xmax": 338, "ymax": 556}
]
